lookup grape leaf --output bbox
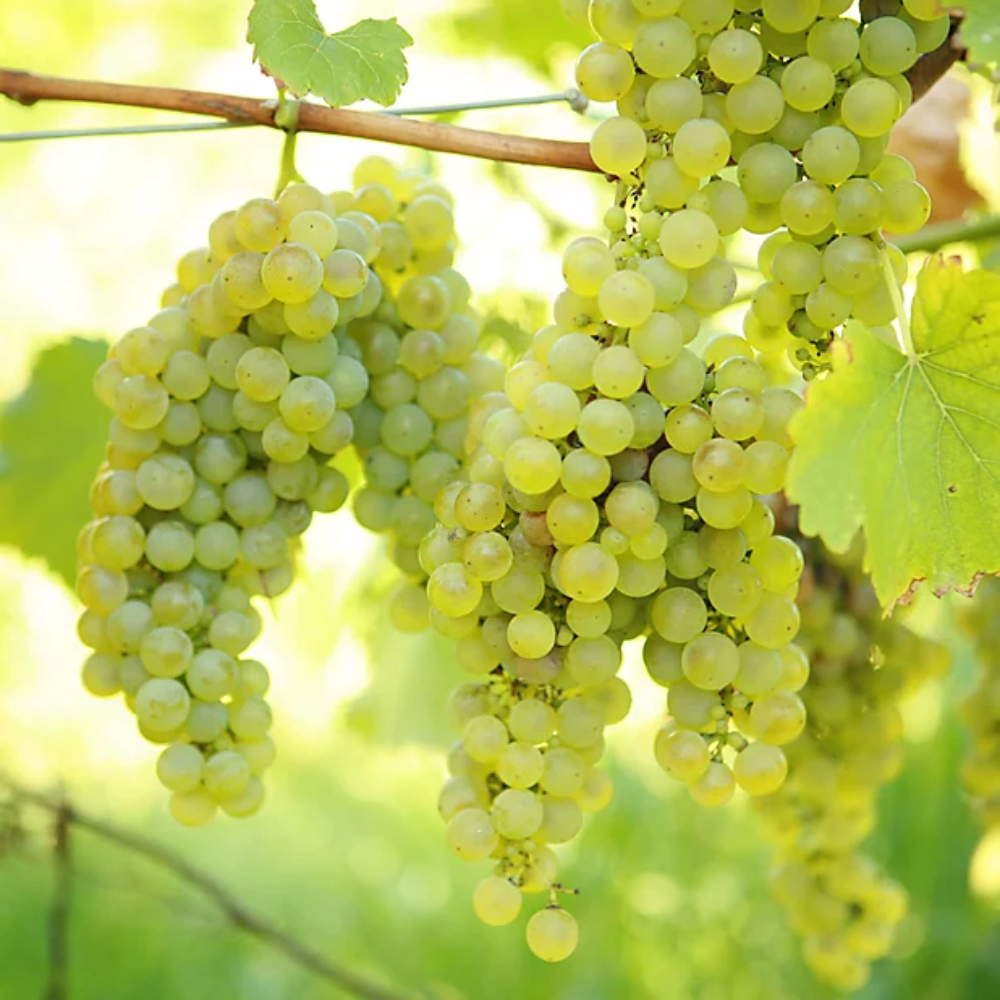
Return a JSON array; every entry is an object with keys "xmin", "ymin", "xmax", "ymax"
[
  {"xmin": 0, "ymin": 338, "xmax": 107, "ymax": 586},
  {"xmin": 247, "ymin": 0, "xmax": 412, "ymax": 108},
  {"xmin": 958, "ymin": 1, "xmax": 1000, "ymax": 68},
  {"xmin": 787, "ymin": 258, "xmax": 1000, "ymax": 608}
]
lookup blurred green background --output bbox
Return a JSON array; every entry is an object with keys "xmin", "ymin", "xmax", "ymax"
[{"xmin": 1, "ymin": 2, "xmax": 1000, "ymax": 999}]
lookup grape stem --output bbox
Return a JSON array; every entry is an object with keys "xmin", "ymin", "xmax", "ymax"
[
  {"xmin": 0, "ymin": 35, "xmax": 965, "ymax": 172},
  {"xmin": 0, "ymin": 774, "xmax": 414, "ymax": 1000},
  {"xmin": 892, "ymin": 213, "xmax": 1000, "ymax": 255},
  {"xmin": 273, "ymin": 90, "xmax": 304, "ymax": 197}
]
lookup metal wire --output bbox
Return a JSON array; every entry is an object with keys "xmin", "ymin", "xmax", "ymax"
[
  {"xmin": 0, "ymin": 121, "xmax": 252, "ymax": 142},
  {"xmin": 0, "ymin": 90, "xmax": 587, "ymax": 144}
]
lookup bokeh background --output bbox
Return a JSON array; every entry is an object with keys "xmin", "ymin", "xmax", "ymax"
[{"xmin": 1, "ymin": 2, "xmax": 1000, "ymax": 998}]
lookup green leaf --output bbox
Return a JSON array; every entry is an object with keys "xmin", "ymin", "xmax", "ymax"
[
  {"xmin": 0, "ymin": 338, "xmax": 108, "ymax": 586},
  {"xmin": 787, "ymin": 259, "xmax": 1000, "ymax": 608},
  {"xmin": 959, "ymin": 1, "xmax": 1000, "ymax": 68},
  {"xmin": 247, "ymin": 1, "xmax": 412, "ymax": 108}
]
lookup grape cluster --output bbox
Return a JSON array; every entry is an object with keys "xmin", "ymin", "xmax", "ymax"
[
  {"xmin": 755, "ymin": 536, "xmax": 948, "ymax": 992},
  {"xmin": 958, "ymin": 577, "xmax": 1000, "ymax": 827},
  {"xmin": 77, "ymin": 159, "xmax": 478, "ymax": 825},
  {"xmin": 335, "ymin": 161, "xmax": 504, "ymax": 622},
  {"xmin": 424, "ymin": 179, "xmax": 812, "ymax": 964},
  {"xmin": 576, "ymin": 0, "xmax": 944, "ymax": 376}
]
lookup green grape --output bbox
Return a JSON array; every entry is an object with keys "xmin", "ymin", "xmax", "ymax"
[
  {"xmin": 668, "ymin": 677, "xmax": 719, "ymax": 730},
  {"xmin": 169, "ymin": 789, "xmax": 217, "ymax": 827},
  {"xmin": 807, "ymin": 16, "xmax": 860, "ymax": 71},
  {"xmin": 114, "ymin": 374, "xmax": 170, "ymax": 431},
  {"xmin": 561, "ymin": 448, "xmax": 612, "ymax": 498},
  {"xmin": 734, "ymin": 641, "xmax": 784, "ymax": 696},
  {"xmin": 638, "ymin": 257, "xmax": 690, "ymax": 310},
  {"xmin": 557, "ymin": 543, "xmax": 619, "ymax": 602},
  {"xmin": 117, "ymin": 326, "xmax": 169, "ymax": 378},
  {"xmin": 684, "ymin": 257, "xmax": 737, "ymax": 314},
  {"xmin": 750, "ymin": 535, "xmax": 804, "ymax": 590},
  {"xmin": 746, "ymin": 593, "xmax": 801, "ymax": 648},
  {"xmin": 770, "ymin": 239, "xmax": 823, "ymax": 295},
  {"xmin": 260, "ymin": 242, "xmax": 324, "ymax": 304},
  {"xmin": 156, "ymin": 744, "xmax": 204, "ymax": 793},
  {"xmin": 664, "ymin": 404, "xmax": 713, "ymax": 453},
  {"xmin": 805, "ymin": 282, "xmax": 852, "ymax": 330},
  {"xmin": 562, "ymin": 237, "xmax": 616, "ymax": 297},
  {"xmin": 575, "ymin": 41, "xmax": 636, "ymax": 102},
  {"xmin": 594, "ymin": 345, "xmax": 647, "ymax": 399},
  {"xmin": 780, "ymin": 55, "xmax": 835, "ymax": 112},
  {"xmin": 322, "ymin": 248, "xmax": 368, "ymax": 297},
  {"xmin": 860, "ymin": 18, "xmax": 918, "ymax": 76},
  {"xmin": 135, "ymin": 677, "xmax": 191, "ymax": 733},
  {"xmin": 881, "ymin": 179, "xmax": 931, "ymax": 234},
  {"xmin": 287, "ymin": 210, "xmax": 338, "ymax": 257},
  {"xmin": 397, "ymin": 274, "xmax": 452, "ymax": 329},
  {"xmin": 762, "ymin": 0, "xmax": 819, "ymax": 33},
  {"xmin": 576, "ymin": 399, "xmax": 635, "ymax": 456},
  {"xmin": 598, "ymin": 270, "xmax": 655, "ymax": 328},
  {"xmin": 654, "ymin": 726, "xmax": 710, "ymax": 781},
  {"xmin": 136, "ymin": 454, "xmax": 195, "ymax": 510},
  {"xmin": 492, "ymin": 787, "xmax": 544, "ymax": 839},
  {"xmin": 646, "ymin": 76, "xmax": 703, "ymax": 131},
  {"xmin": 802, "ymin": 126, "xmax": 860, "ymax": 185},
  {"xmin": 689, "ymin": 761, "xmax": 736, "ymax": 807},
  {"xmin": 403, "ymin": 196, "xmax": 454, "ymax": 251},
  {"xmin": 645, "ymin": 156, "xmax": 700, "ymax": 209},
  {"xmin": 750, "ymin": 688, "xmax": 806, "ymax": 745},
  {"xmin": 526, "ymin": 907, "xmax": 579, "ymax": 963},
  {"xmin": 690, "ymin": 180, "xmax": 749, "ymax": 237},
  {"xmin": 691, "ymin": 438, "xmax": 745, "ymax": 492},
  {"xmin": 841, "ymin": 79, "xmax": 902, "ymax": 139},
  {"xmin": 737, "ymin": 144, "xmax": 799, "ymax": 209},
  {"xmin": 708, "ymin": 559, "xmax": 765, "ymax": 616},
  {"xmin": 651, "ymin": 587, "xmax": 708, "ymax": 644},
  {"xmin": 712, "ymin": 389, "xmax": 764, "ymax": 441},
  {"xmin": 473, "ymin": 876, "xmax": 523, "ymax": 927},
  {"xmin": 834, "ymin": 178, "xmax": 885, "ymax": 236},
  {"xmin": 707, "ymin": 28, "xmax": 763, "ymax": 83},
  {"xmin": 822, "ymin": 236, "xmax": 882, "ymax": 296},
  {"xmin": 447, "ymin": 807, "xmax": 499, "ymax": 861},
  {"xmin": 726, "ymin": 75, "xmax": 785, "ymax": 134},
  {"xmin": 284, "ymin": 290, "xmax": 340, "ymax": 339},
  {"xmin": 742, "ymin": 440, "xmax": 790, "ymax": 494},
  {"xmin": 734, "ymin": 742, "xmax": 788, "ymax": 794},
  {"xmin": 590, "ymin": 115, "xmax": 648, "ymax": 176},
  {"xmin": 81, "ymin": 651, "xmax": 123, "ymax": 696},
  {"xmin": 658, "ymin": 210, "xmax": 719, "ymax": 269},
  {"xmin": 673, "ymin": 118, "xmax": 732, "ymax": 178}
]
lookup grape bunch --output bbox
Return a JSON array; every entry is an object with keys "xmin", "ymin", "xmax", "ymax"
[
  {"xmin": 336, "ymin": 162, "xmax": 505, "ymax": 620},
  {"xmin": 755, "ymin": 534, "xmax": 949, "ymax": 992},
  {"xmin": 576, "ymin": 0, "xmax": 945, "ymax": 376},
  {"xmin": 77, "ymin": 159, "xmax": 481, "ymax": 825},
  {"xmin": 957, "ymin": 577, "xmax": 1000, "ymax": 828},
  {"xmin": 423, "ymin": 205, "xmax": 812, "ymax": 961}
]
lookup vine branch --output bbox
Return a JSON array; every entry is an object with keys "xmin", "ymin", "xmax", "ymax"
[
  {"xmin": 0, "ymin": 31, "xmax": 967, "ymax": 173},
  {"xmin": 0, "ymin": 69, "xmax": 599, "ymax": 173},
  {"xmin": 43, "ymin": 795, "xmax": 72, "ymax": 1000},
  {"xmin": 1, "ymin": 776, "xmax": 412, "ymax": 1000}
]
